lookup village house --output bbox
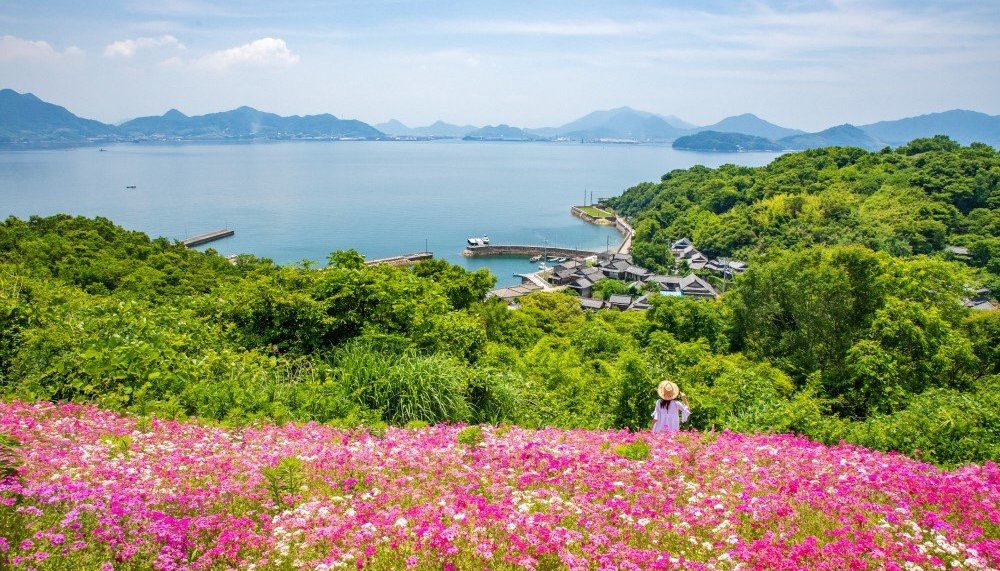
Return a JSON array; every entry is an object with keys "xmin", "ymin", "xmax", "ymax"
[
  {"xmin": 567, "ymin": 276, "xmax": 595, "ymax": 298},
  {"xmin": 608, "ymin": 294, "xmax": 633, "ymax": 310}
]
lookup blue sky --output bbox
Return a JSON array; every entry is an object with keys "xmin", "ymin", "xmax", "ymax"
[{"xmin": 1, "ymin": 0, "xmax": 998, "ymax": 130}]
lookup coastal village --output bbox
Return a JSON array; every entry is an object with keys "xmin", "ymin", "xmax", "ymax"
[
  {"xmin": 486, "ymin": 204, "xmax": 748, "ymax": 311},
  {"xmin": 489, "ymin": 245, "xmax": 745, "ymax": 310}
]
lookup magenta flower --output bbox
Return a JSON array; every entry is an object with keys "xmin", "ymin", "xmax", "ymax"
[{"xmin": 0, "ymin": 401, "xmax": 996, "ymax": 570}]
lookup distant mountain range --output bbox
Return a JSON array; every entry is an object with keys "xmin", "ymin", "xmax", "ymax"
[
  {"xmin": 117, "ymin": 106, "xmax": 382, "ymax": 140},
  {"xmin": 779, "ymin": 124, "xmax": 886, "ymax": 151},
  {"xmin": 375, "ymin": 119, "xmax": 477, "ymax": 138},
  {"xmin": 2, "ymin": 88, "xmax": 999, "ymax": 149},
  {"xmin": 0, "ymin": 89, "xmax": 116, "ymax": 142},
  {"xmin": 859, "ymin": 110, "xmax": 1000, "ymax": 146},
  {"xmin": 462, "ymin": 124, "xmax": 544, "ymax": 141}
]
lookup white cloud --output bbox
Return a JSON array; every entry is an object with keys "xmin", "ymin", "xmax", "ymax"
[
  {"xmin": 191, "ymin": 37, "xmax": 299, "ymax": 71},
  {"xmin": 104, "ymin": 35, "xmax": 183, "ymax": 58},
  {"xmin": 0, "ymin": 35, "xmax": 84, "ymax": 62}
]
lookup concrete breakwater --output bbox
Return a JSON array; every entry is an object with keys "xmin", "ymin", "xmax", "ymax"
[
  {"xmin": 463, "ymin": 244, "xmax": 602, "ymax": 258},
  {"xmin": 182, "ymin": 229, "xmax": 235, "ymax": 247},
  {"xmin": 364, "ymin": 251, "xmax": 433, "ymax": 267}
]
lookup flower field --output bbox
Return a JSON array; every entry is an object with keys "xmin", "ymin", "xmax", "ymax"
[{"xmin": 0, "ymin": 402, "xmax": 998, "ymax": 570}]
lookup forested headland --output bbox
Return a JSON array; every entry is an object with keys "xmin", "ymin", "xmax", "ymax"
[{"xmin": 2, "ymin": 136, "xmax": 998, "ymax": 467}]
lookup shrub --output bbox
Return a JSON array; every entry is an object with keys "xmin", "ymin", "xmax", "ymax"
[
  {"xmin": 457, "ymin": 426, "xmax": 483, "ymax": 447},
  {"xmin": 337, "ymin": 342, "xmax": 471, "ymax": 425},
  {"xmin": 0, "ymin": 433, "xmax": 19, "ymax": 480},
  {"xmin": 261, "ymin": 456, "xmax": 306, "ymax": 509},
  {"xmin": 614, "ymin": 439, "xmax": 650, "ymax": 461},
  {"xmin": 465, "ymin": 368, "xmax": 519, "ymax": 424}
]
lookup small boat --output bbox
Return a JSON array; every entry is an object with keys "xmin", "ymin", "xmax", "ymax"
[
  {"xmin": 554, "ymin": 257, "xmax": 568, "ymax": 263},
  {"xmin": 99, "ymin": 148, "xmax": 107, "ymax": 152},
  {"xmin": 529, "ymin": 255, "xmax": 541, "ymax": 263},
  {"xmin": 125, "ymin": 185, "xmax": 137, "ymax": 189}
]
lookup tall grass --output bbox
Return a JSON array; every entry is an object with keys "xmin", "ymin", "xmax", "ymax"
[{"xmin": 337, "ymin": 342, "xmax": 471, "ymax": 425}]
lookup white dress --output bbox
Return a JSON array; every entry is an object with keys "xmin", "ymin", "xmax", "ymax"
[{"xmin": 651, "ymin": 399, "xmax": 690, "ymax": 434}]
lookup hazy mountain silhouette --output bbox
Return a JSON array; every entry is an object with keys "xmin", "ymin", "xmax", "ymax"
[
  {"xmin": 779, "ymin": 124, "xmax": 886, "ymax": 151},
  {"xmin": 3, "ymin": 89, "xmax": 1000, "ymax": 148},
  {"xmin": 376, "ymin": 119, "xmax": 478, "ymax": 138},
  {"xmin": 695, "ymin": 113, "xmax": 804, "ymax": 140},
  {"xmin": 859, "ymin": 110, "xmax": 1000, "ymax": 147},
  {"xmin": 462, "ymin": 124, "xmax": 544, "ymax": 141},
  {"xmin": 0, "ymin": 89, "xmax": 117, "ymax": 142},
  {"xmin": 119, "ymin": 106, "xmax": 384, "ymax": 139},
  {"xmin": 531, "ymin": 106, "xmax": 688, "ymax": 141}
]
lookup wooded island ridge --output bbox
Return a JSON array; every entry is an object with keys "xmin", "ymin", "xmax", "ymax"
[{"xmin": 3, "ymin": 89, "xmax": 999, "ymax": 148}]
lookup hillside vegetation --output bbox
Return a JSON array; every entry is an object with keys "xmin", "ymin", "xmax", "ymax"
[{"xmin": 1, "ymin": 137, "xmax": 999, "ymax": 467}]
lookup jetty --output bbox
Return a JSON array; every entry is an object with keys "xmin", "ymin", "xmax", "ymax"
[
  {"xmin": 463, "ymin": 244, "xmax": 602, "ymax": 258},
  {"xmin": 181, "ymin": 229, "xmax": 234, "ymax": 248},
  {"xmin": 364, "ymin": 251, "xmax": 433, "ymax": 267}
]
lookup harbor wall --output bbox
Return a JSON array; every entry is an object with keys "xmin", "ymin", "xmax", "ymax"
[{"xmin": 463, "ymin": 245, "xmax": 602, "ymax": 258}]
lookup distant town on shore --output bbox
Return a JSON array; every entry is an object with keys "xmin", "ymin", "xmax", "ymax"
[{"xmin": 2, "ymin": 88, "xmax": 999, "ymax": 151}]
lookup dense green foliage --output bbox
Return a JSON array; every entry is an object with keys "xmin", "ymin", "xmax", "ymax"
[
  {"xmin": 610, "ymin": 137, "xmax": 1000, "ymax": 289},
  {"xmin": 2, "ymin": 138, "xmax": 998, "ymax": 467}
]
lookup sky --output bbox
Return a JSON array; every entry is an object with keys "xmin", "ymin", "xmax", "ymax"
[{"xmin": 1, "ymin": 0, "xmax": 998, "ymax": 131}]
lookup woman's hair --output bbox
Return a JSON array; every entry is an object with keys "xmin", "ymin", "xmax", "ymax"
[{"xmin": 659, "ymin": 397, "xmax": 673, "ymax": 410}]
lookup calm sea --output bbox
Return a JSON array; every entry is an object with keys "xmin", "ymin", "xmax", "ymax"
[{"xmin": 0, "ymin": 140, "xmax": 780, "ymax": 287}]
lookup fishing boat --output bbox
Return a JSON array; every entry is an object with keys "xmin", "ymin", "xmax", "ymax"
[
  {"xmin": 529, "ymin": 255, "xmax": 541, "ymax": 263},
  {"xmin": 125, "ymin": 185, "xmax": 137, "ymax": 189}
]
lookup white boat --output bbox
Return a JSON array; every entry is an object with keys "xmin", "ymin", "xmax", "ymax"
[
  {"xmin": 467, "ymin": 237, "xmax": 484, "ymax": 247},
  {"xmin": 482, "ymin": 235, "xmax": 490, "ymax": 244},
  {"xmin": 529, "ymin": 255, "xmax": 541, "ymax": 263}
]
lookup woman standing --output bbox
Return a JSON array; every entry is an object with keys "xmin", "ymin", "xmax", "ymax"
[{"xmin": 651, "ymin": 380, "xmax": 690, "ymax": 434}]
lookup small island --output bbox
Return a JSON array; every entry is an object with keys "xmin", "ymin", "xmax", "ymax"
[{"xmin": 672, "ymin": 130, "xmax": 785, "ymax": 152}]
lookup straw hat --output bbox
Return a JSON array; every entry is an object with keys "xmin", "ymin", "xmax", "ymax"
[{"xmin": 657, "ymin": 380, "xmax": 680, "ymax": 401}]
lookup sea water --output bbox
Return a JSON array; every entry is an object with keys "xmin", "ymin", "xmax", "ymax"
[{"xmin": 0, "ymin": 140, "xmax": 780, "ymax": 287}]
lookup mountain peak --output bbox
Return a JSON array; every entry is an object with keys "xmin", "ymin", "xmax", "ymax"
[
  {"xmin": 699, "ymin": 114, "xmax": 804, "ymax": 140},
  {"xmin": 162, "ymin": 108, "xmax": 187, "ymax": 119},
  {"xmin": 0, "ymin": 89, "xmax": 40, "ymax": 102}
]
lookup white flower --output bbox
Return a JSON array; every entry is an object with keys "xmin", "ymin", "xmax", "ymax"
[{"xmin": 394, "ymin": 517, "xmax": 408, "ymax": 528}]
